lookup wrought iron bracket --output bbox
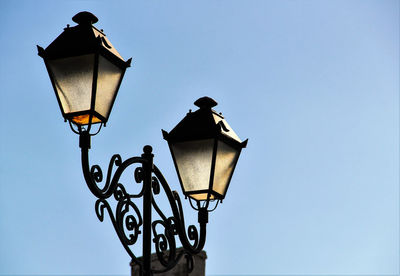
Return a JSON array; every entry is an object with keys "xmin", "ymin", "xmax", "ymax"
[{"xmin": 78, "ymin": 131, "xmax": 209, "ymax": 275}]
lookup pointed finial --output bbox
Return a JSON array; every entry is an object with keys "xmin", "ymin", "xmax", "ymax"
[
  {"xmin": 194, "ymin": 96, "xmax": 218, "ymax": 109},
  {"xmin": 72, "ymin": 11, "xmax": 98, "ymax": 25}
]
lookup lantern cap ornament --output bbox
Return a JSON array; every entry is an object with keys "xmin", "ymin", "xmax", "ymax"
[
  {"xmin": 72, "ymin": 11, "xmax": 99, "ymax": 25},
  {"xmin": 37, "ymin": 11, "xmax": 129, "ymax": 67},
  {"xmin": 163, "ymin": 96, "xmax": 247, "ymax": 149},
  {"xmin": 194, "ymin": 96, "xmax": 217, "ymax": 109}
]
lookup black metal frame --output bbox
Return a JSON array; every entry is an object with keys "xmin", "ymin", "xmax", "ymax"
[{"xmin": 78, "ymin": 128, "xmax": 210, "ymax": 276}]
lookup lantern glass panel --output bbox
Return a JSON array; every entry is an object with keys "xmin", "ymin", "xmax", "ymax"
[
  {"xmin": 171, "ymin": 139, "xmax": 214, "ymax": 194},
  {"xmin": 190, "ymin": 193, "xmax": 215, "ymax": 201},
  {"xmin": 95, "ymin": 56, "xmax": 124, "ymax": 120},
  {"xmin": 47, "ymin": 54, "xmax": 95, "ymax": 119},
  {"xmin": 213, "ymin": 140, "xmax": 240, "ymax": 197}
]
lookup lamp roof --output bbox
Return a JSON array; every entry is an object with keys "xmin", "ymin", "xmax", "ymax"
[
  {"xmin": 37, "ymin": 12, "xmax": 129, "ymax": 69},
  {"xmin": 163, "ymin": 97, "xmax": 247, "ymax": 148}
]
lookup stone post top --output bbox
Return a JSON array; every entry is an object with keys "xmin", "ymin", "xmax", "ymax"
[{"xmin": 131, "ymin": 248, "xmax": 207, "ymax": 276}]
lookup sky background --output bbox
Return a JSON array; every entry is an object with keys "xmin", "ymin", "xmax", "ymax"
[{"xmin": 0, "ymin": 0, "xmax": 399, "ymax": 275}]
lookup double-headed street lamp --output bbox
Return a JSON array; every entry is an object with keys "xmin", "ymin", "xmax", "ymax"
[{"xmin": 38, "ymin": 11, "xmax": 247, "ymax": 276}]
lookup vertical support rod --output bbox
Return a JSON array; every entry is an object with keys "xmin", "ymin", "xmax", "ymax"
[{"xmin": 141, "ymin": 145, "xmax": 154, "ymax": 276}]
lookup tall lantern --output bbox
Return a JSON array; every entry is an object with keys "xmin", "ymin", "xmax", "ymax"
[
  {"xmin": 37, "ymin": 11, "xmax": 131, "ymax": 126},
  {"xmin": 163, "ymin": 97, "xmax": 248, "ymax": 203}
]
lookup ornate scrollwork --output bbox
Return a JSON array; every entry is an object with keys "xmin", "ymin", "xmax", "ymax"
[
  {"xmin": 117, "ymin": 198, "xmax": 142, "ymax": 245},
  {"xmin": 187, "ymin": 225, "xmax": 199, "ymax": 248},
  {"xmin": 151, "ymin": 176, "xmax": 160, "ymax": 195},
  {"xmin": 134, "ymin": 167, "xmax": 143, "ymax": 183},
  {"xmin": 95, "ymin": 198, "xmax": 110, "ymax": 222},
  {"xmin": 89, "ymin": 154, "xmax": 122, "ymax": 195},
  {"xmin": 81, "ymin": 143, "xmax": 207, "ymax": 275},
  {"xmin": 151, "ymin": 217, "xmax": 194, "ymax": 274}
]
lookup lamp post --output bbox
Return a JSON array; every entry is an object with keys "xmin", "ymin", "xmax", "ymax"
[{"xmin": 38, "ymin": 12, "xmax": 247, "ymax": 276}]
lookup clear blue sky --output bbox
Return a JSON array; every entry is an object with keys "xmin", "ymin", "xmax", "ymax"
[{"xmin": 0, "ymin": 0, "xmax": 398, "ymax": 275}]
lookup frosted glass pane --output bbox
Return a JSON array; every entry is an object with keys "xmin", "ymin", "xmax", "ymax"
[
  {"xmin": 71, "ymin": 114, "xmax": 102, "ymax": 125},
  {"xmin": 95, "ymin": 56, "xmax": 123, "ymax": 119},
  {"xmin": 48, "ymin": 54, "xmax": 94, "ymax": 114},
  {"xmin": 213, "ymin": 141, "xmax": 239, "ymax": 196},
  {"xmin": 190, "ymin": 193, "xmax": 215, "ymax": 201},
  {"xmin": 171, "ymin": 139, "xmax": 214, "ymax": 193}
]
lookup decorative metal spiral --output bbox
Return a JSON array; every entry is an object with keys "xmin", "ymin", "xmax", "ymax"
[
  {"xmin": 81, "ymin": 145, "xmax": 207, "ymax": 274},
  {"xmin": 89, "ymin": 154, "xmax": 122, "ymax": 195}
]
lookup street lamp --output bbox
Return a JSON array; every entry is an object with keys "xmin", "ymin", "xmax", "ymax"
[
  {"xmin": 38, "ymin": 12, "xmax": 247, "ymax": 276},
  {"xmin": 163, "ymin": 96, "xmax": 247, "ymax": 205},
  {"xmin": 37, "ymin": 11, "xmax": 131, "ymax": 127}
]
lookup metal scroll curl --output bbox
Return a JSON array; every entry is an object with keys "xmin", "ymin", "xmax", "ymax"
[
  {"xmin": 148, "ymin": 168, "xmax": 204, "ymax": 273},
  {"xmin": 84, "ymin": 154, "xmax": 148, "ymax": 265},
  {"xmin": 151, "ymin": 167, "xmax": 204, "ymax": 253},
  {"xmin": 89, "ymin": 154, "xmax": 122, "ymax": 196},
  {"xmin": 115, "ymin": 183, "xmax": 143, "ymax": 245},
  {"xmin": 82, "ymin": 149, "xmax": 206, "ymax": 274},
  {"xmin": 150, "ymin": 217, "xmax": 195, "ymax": 274}
]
